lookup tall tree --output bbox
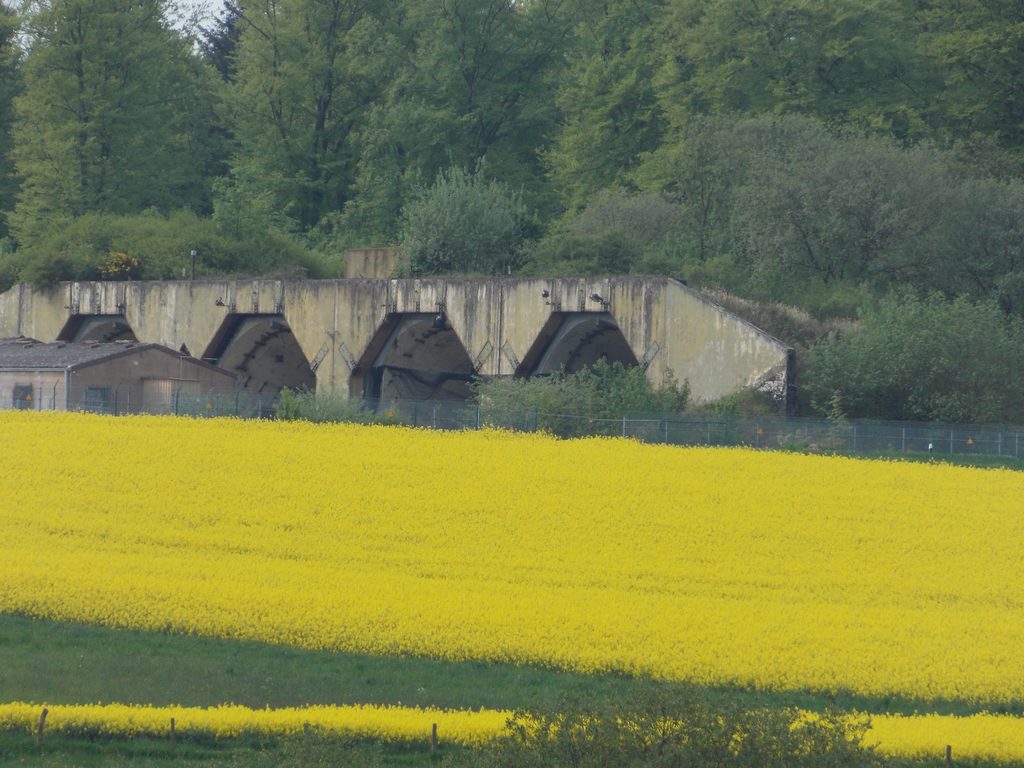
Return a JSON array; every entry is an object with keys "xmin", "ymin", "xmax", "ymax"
[
  {"xmin": 0, "ymin": 2, "xmax": 21, "ymax": 239},
  {"xmin": 545, "ymin": 0, "xmax": 669, "ymax": 211},
  {"xmin": 342, "ymin": 0, "xmax": 576, "ymax": 242},
  {"xmin": 655, "ymin": 0, "xmax": 930, "ymax": 140},
  {"xmin": 200, "ymin": 1, "xmax": 242, "ymax": 82},
  {"xmin": 226, "ymin": 0, "xmax": 388, "ymax": 233},
  {"xmin": 918, "ymin": 0, "xmax": 1024, "ymax": 150},
  {"xmin": 12, "ymin": 0, "xmax": 220, "ymax": 236}
]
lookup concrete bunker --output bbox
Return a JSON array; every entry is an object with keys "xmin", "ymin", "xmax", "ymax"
[
  {"xmin": 351, "ymin": 313, "xmax": 475, "ymax": 403},
  {"xmin": 57, "ymin": 314, "xmax": 137, "ymax": 343},
  {"xmin": 203, "ymin": 314, "xmax": 315, "ymax": 395},
  {"xmin": 517, "ymin": 312, "xmax": 639, "ymax": 377}
]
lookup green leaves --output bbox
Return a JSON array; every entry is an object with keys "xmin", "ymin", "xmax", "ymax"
[
  {"xmin": 12, "ymin": 0, "xmax": 221, "ymax": 236},
  {"xmin": 399, "ymin": 165, "xmax": 531, "ymax": 276},
  {"xmin": 16, "ymin": 210, "xmax": 320, "ymax": 288},
  {"xmin": 654, "ymin": 0, "xmax": 929, "ymax": 136},
  {"xmin": 802, "ymin": 293, "xmax": 1024, "ymax": 422},
  {"xmin": 474, "ymin": 358, "xmax": 689, "ymax": 437},
  {"xmin": 227, "ymin": 0, "xmax": 387, "ymax": 233},
  {"xmin": 0, "ymin": 3, "xmax": 20, "ymax": 240}
]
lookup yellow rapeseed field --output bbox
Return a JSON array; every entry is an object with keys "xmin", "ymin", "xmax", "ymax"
[
  {"xmin": 0, "ymin": 701, "xmax": 509, "ymax": 745},
  {"xmin": 1, "ymin": 702, "xmax": 1021, "ymax": 763},
  {"xmin": 1, "ymin": 411, "xmax": 1023, "ymax": 704}
]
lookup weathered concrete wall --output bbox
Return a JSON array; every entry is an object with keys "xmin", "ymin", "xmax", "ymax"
[
  {"xmin": 343, "ymin": 248, "xmax": 401, "ymax": 279},
  {"xmin": 0, "ymin": 277, "xmax": 794, "ymax": 406}
]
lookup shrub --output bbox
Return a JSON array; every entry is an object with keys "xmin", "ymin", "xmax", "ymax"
[
  {"xmin": 528, "ymin": 190, "xmax": 682, "ymax": 276},
  {"xmin": 275, "ymin": 389, "xmax": 377, "ymax": 424},
  {"xmin": 802, "ymin": 292, "xmax": 1024, "ymax": 422},
  {"xmin": 453, "ymin": 691, "xmax": 882, "ymax": 768},
  {"xmin": 474, "ymin": 359, "xmax": 688, "ymax": 437},
  {"xmin": 400, "ymin": 166, "xmax": 533, "ymax": 276},
  {"xmin": 16, "ymin": 210, "xmax": 330, "ymax": 288}
]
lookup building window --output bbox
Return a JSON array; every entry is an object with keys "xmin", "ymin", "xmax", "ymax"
[
  {"xmin": 13, "ymin": 384, "xmax": 33, "ymax": 410},
  {"xmin": 83, "ymin": 387, "xmax": 113, "ymax": 414}
]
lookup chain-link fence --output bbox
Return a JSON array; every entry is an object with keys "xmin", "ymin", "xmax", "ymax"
[
  {"xmin": 362, "ymin": 398, "xmax": 1024, "ymax": 459},
  {"xmin": 56, "ymin": 390, "xmax": 278, "ymax": 418},
  {"xmin": 14, "ymin": 389, "xmax": 1024, "ymax": 459}
]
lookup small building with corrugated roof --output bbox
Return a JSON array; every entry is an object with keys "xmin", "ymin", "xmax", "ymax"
[{"xmin": 0, "ymin": 337, "xmax": 237, "ymax": 414}]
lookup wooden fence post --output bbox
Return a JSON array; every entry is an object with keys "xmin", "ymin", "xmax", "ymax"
[
  {"xmin": 170, "ymin": 717, "xmax": 176, "ymax": 746},
  {"xmin": 946, "ymin": 744, "xmax": 952, "ymax": 764},
  {"xmin": 36, "ymin": 708, "xmax": 48, "ymax": 744},
  {"xmin": 431, "ymin": 723, "xmax": 438, "ymax": 752}
]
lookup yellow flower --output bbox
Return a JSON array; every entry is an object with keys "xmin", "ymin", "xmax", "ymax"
[{"xmin": 2, "ymin": 412, "xmax": 1023, "ymax": 704}]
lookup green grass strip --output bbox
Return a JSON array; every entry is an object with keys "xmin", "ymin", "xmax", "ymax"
[{"xmin": 2, "ymin": 614, "xmax": 1018, "ymax": 718}]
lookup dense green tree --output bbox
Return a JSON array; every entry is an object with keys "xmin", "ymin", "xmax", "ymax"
[
  {"xmin": 728, "ymin": 119, "xmax": 952, "ymax": 297},
  {"xmin": 803, "ymin": 292, "xmax": 1024, "ymax": 422},
  {"xmin": 399, "ymin": 165, "xmax": 531, "ymax": 276},
  {"xmin": 655, "ymin": 0, "xmax": 930, "ymax": 139},
  {"xmin": 634, "ymin": 115, "xmax": 747, "ymax": 265},
  {"xmin": 544, "ymin": 0, "xmax": 669, "ymax": 210},
  {"xmin": 200, "ymin": 1, "xmax": 242, "ymax": 82},
  {"xmin": 341, "ymin": 0, "xmax": 575, "ymax": 242},
  {"xmin": 12, "ymin": 0, "xmax": 221, "ymax": 237},
  {"xmin": 0, "ymin": 3, "xmax": 19, "ymax": 241},
  {"xmin": 918, "ymin": 0, "xmax": 1024, "ymax": 150},
  {"xmin": 626, "ymin": 115, "xmax": 1024, "ymax": 317},
  {"xmin": 226, "ymin": 0, "xmax": 388, "ymax": 233},
  {"xmin": 942, "ymin": 176, "xmax": 1024, "ymax": 313},
  {"xmin": 527, "ymin": 189, "xmax": 681, "ymax": 275}
]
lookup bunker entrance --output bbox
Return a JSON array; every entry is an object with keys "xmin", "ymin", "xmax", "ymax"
[
  {"xmin": 203, "ymin": 314, "xmax": 315, "ymax": 395},
  {"xmin": 353, "ymin": 314, "xmax": 475, "ymax": 404},
  {"xmin": 517, "ymin": 312, "xmax": 638, "ymax": 377},
  {"xmin": 57, "ymin": 315, "xmax": 137, "ymax": 343}
]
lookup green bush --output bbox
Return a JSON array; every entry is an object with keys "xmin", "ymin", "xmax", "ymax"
[
  {"xmin": 802, "ymin": 292, "xmax": 1024, "ymax": 422},
  {"xmin": 474, "ymin": 359, "xmax": 688, "ymax": 437},
  {"xmin": 452, "ymin": 691, "xmax": 882, "ymax": 768},
  {"xmin": 400, "ymin": 166, "xmax": 533, "ymax": 276},
  {"xmin": 527, "ymin": 190, "xmax": 683, "ymax": 276},
  {"xmin": 15, "ymin": 210, "xmax": 332, "ymax": 288},
  {"xmin": 525, "ymin": 228, "xmax": 638, "ymax": 275},
  {"xmin": 275, "ymin": 388, "xmax": 384, "ymax": 425}
]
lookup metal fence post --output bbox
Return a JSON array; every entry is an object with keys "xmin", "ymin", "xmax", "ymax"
[
  {"xmin": 622, "ymin": 415, "xmax": 626, "ymax": 437},
  {"xmin": 901, "ymin": 426, "xmax": 906, "ymax": 453},
  {"xmin": 950, "ymin": 429, "xmax": 954, "ymax": 454}
]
